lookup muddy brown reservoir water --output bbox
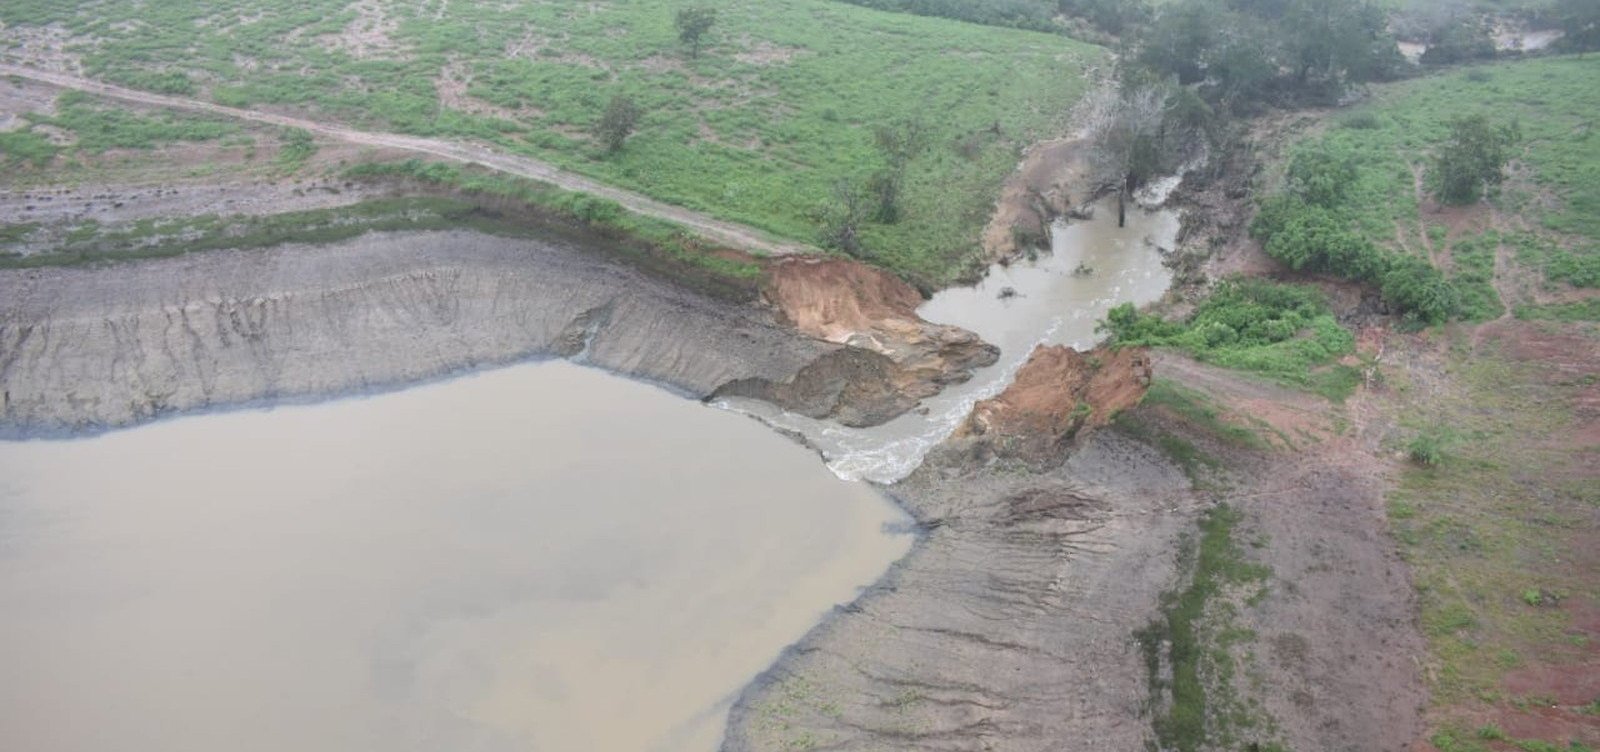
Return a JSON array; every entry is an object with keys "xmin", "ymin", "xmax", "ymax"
[{"xmin": 0, "ymin": 360, "xmax": 912, "ymax": 752}]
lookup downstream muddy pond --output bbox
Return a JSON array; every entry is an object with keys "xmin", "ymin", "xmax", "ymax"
[{"xmin": 0, "ymin": 361, "xmax": 912, "ymax": 752}]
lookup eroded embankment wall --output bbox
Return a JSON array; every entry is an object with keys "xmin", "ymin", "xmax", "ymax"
[{"xmin": 0, "ymin": 230, "xmax": 832, "ymax": 434}]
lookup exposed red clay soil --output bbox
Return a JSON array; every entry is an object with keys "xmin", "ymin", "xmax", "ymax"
[
  {"xmin": 1482, "ymin": 320, "xmax": 1600, "ymax": 432},
  {"xmin": 1495, "ymin": 597, "xmax": 1600, "ymax": 745},
  {"xmin": 711, "ymin": 257, "xmax": 999, "ymax": 426},
  {"xmin": 764, "ymin": 256, "xmax": 925, "ymax": 340},
  {"xmin": 763, "ymin": 256, "xmax": 998, "ymax": 391},
  {"xmin": 953, "ymin": 344, "xmax": 1152, "ymax": 465}
]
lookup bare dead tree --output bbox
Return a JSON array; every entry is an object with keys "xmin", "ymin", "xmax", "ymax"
[{"xmin": 1082, "ymin": 83, "xmax": 1167, "ymax": 227}]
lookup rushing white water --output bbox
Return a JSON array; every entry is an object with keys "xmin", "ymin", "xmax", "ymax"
[
  {"xmin": 1135, "ymin": 152, "xmax": 1205, "ymax": 208},
  {"xmin": 718, "ymin": 197, "xmax": 1179, "ymax": 484},
  {"xmin": 0, "ymin": 361, "xmax": 913, "ymax": 752}
]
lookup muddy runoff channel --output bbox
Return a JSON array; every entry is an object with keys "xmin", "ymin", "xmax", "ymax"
[
  {"xmin": 0, "ymin": 199, "xmax": 1180, "ymax": 751},
  {"xmin": 719, "ymin": 196, "xmax": 1176, "ymax": 484}
]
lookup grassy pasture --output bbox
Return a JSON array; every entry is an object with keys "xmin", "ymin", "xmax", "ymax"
[
  {"xmin": 1271, "ymin": 55, "xmax": 1600, "ymax": 318},
  {"xmin": 1, "ymin": 0, "xmax": 1105, "ymax": 285}
]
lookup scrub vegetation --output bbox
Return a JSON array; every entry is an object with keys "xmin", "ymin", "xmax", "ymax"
[
  {"xmin": 1252, "ymin": 56, "xmax": 1600, "ymax": 322},
  {"xmin": 0, "ymin": 0, "xmax": 1104, "ymax": 286},
  {"xmin": 1102, "ymin": 280, "xmax": 1360, "ymax": 401}
]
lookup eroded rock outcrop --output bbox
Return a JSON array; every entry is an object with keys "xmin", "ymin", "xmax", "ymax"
[
  {"xmin": 951, "ymin": 344, "xmax": 1153, "ymax": 466},
  {"xmin": 710, "ymin": 257, "xmax": 1000, "ymax": 427}
]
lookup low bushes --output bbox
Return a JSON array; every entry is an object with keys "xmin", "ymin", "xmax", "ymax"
[
  {"xmin": 1102, "ymin": 279, "xmax": 1360, "ymax": 400},
  {"xmin": 1250, "ymin": 142, "xmax": 1462, "ymax": 325}
]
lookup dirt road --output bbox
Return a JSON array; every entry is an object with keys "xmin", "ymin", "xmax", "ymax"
[{"xmin": 0, "ymin": 64, "xmax": 817, "ymax": 258}]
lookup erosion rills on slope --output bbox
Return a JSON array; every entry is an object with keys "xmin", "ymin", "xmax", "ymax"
[
  {"xmin": 713, "ymin": 258, "xmax": 1001, "ymax": 427},
  {"xmin": 724, "ymin": 345, "xmax": 1429, "ymax": 752},
  {"xmin": 722, "ymin": 428, "xmax": 1201, "ymax": 752},
  {"xmin": 0, "ymin": 230, "xmax": 987, "ymax": 435}
]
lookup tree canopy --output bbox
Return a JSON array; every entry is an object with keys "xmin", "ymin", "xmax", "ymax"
[{"xmin": 674, "ymin": 7, "xmax": 717, "ymax": 58}]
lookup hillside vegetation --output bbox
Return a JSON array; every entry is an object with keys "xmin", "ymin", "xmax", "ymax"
[
  {"xmin": 0, "ymin": 0, "xmax": 1105, "ymax": 286},
  {"xmin": 1254, "ymin": 55, "xmax": 1600, "ymax": 323},
  {"xmin": 1245, "ymin": 52, "xmax": 1600, "ymax": 751}
]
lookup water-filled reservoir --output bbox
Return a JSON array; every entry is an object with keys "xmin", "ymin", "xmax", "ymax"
[{"xmin": 0, "ymin": 360, "xmax": 912, "ymax": 752}]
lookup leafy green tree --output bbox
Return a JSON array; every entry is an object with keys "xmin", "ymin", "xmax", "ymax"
[
  {"xmin": 1280, "ymin": 0, "xmax": 1392, "ymax": 89},
  {"xmin": 675, "ymin": 7, "xmax": 717, "ymax": 59},
  {"xmin": 595, "ymin": 94, "xmax": 642, "ymax": 154},
  {"xmin": 1258, "ymin": 201, "xmax": 1387, "ymax": 280},
  {"xmin": 1058, "ymin": 0, "xmax": 1150, "ymax": 34},
  {"xmin": 1137, "ymin": 0, "xmax": 1399, "ymax": 107},
  {"xmin": 867, "ymin": 119, "xmax": 926, "ymax": 223},
  {"xmin": 1139, "ymin": 3, "xmax": 1215, "ymax": 85},
  {"xmin": 1418, "ymin": 13, "xmax": 1495, "ymax": 65},
  {"xmin": 1205, "ymin": 19, "xmax": 1279, "ymax": 108},
  {"xmin": 1431, "ymin": 114, "xmax": 1520, "ymax": 205}
]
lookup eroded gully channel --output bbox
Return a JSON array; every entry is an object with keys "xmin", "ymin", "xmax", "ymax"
[
  {"xmin": 718, "ymin": 196, "xmax": 1178, "ymax": 484},
  {"xmin": 0, "ymin": 197, "xmax": 1178, "ymax": 752}
]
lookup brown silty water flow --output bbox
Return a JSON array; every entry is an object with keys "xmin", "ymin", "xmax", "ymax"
[
  {"xmin": 0, "ymin": 360, "xmax": 912, "ymax": 752},
  {"xmin": 716, "ymin": 197, "xmax": 1178, "ymax": 483}
]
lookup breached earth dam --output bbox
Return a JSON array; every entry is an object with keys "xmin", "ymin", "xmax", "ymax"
[{"xmin": 0, "ymin": 198, "xmax": 1179, "ymax": 752}]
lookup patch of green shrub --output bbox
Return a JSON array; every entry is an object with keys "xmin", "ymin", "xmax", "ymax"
[
  {"xmin": 0, "ymin": 129, "xmax": 58, "ymax": 167},
  {"xmin": 31, "ymin": 91, "xmax": 235, "ymax": 152},
  {"xmin": 1408, "ymin": 427, "xmax": 1451, "ymax": 466},
  {"xmin": 1103, "ymin": 279, "xmax": 1359, "ymax": 400}
]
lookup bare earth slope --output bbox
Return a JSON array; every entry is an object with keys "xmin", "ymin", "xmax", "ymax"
[
  {"xmin": 723, "ymin": 430, "xmax": 1200, "ymax": 752},
  {"xmin": 0, "ymin": 230, "xmax": 825, "ymax": 434}
]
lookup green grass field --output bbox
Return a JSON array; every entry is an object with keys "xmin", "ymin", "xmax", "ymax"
[
  {"xmin": 1269, "ymin": 55, "xmax": 1600, "ymax": 318},
  {"xmin": 1386, "ymin": 328, "xmax": 1600, "ymax": 733},
  {"xmin": 0, "ymin": 0, "xmax": 1105, "ymax": 286}
]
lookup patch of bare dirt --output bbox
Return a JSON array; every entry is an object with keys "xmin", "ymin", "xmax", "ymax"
[
  {"xmin": 1136, "ymin": 351, "xmax": 1430, "ymax": 751},
  {"xmin": 980, "ymin": 137, "xmax": 1096, "ymax": 262},
  {"xmin": 1481, "ymin": 320, "xmax": 1600, "ymax": 427},
  {"xmin": 319, "ymin": 0, "xmax": 404, "ymax": 60},
  {"xmin": 0, "ymin": 76, "xmax": 59, "ymax": 132},
  {"xmin": 732, "ymin": 38, "xmax": 807, "ymax": 66},
  {"xmin": 434, "ymin": 61, "xmax": 541, "ymax": 121},
  {"xmin": 0, "ymin": 23, "xmax": 91, "ymax": 75}
]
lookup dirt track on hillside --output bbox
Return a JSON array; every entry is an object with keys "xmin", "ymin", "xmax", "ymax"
[{"xmin": 0, "ymin": 64, "xmax": 817, "ymax": 258}]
